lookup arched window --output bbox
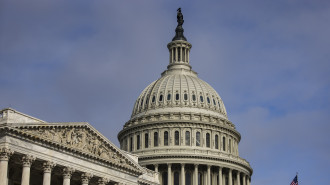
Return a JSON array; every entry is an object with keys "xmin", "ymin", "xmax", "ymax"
[
  {"xmin": 215, "ymin": 135, "xmax": 219, "ymax": 149},
  {"xmin": 176, "ymin": 93, "xmax": 180, "ymax": 100},
  {"xmin": 167, "ymin": 94, "xmax": 171, "ymax": 101},
  {"xmin": 196, "ymin": 132, "xmax": 201, "ymax": 146},
  {"xmin": 137, "ymin": 135, "xmax": 140, "ymax": 150},
  {"xmin": 145, "ymin": 133, "xmax": 149, "ymax": 148},
  {"xmin": 185, "ymin": 131, "xmax": 190, "ymax": 146},
  {"xmin": 174, "ymin": 171, "xmax": 180, "ymax": 185},
  {"xmin": 192, "ymin": 94, "xmax": 196, "ymax": 101},
  {"xmin": 186, "ymin": 172, "xmax": 192, "ymax": 185},
  {"xmin": 159, "ymin": 94, "xmax": 163, "ymax": 102},
  {"xmin": 222, "ymin": 137, "xmax": 226, "ymax": 151},
  {"xmin": 213, "ymin": 99, "xmax": 216, "ymax": 106},
  {"xmin": 175, "ymin": 131, "xmax": 180, "ymax": 145},
  {"xmin": 206, "ymin": 133, "xmax": 210, "ymax": 148},
  {"xmin": 164, "ymin": 131, "xmax": 168, "ymax": 146},
  {"xmin": 130, "ymin": 136, "xmax": 133, "ymax": 151},
  {"xmin": 162, "ymin": 172, "xmax": 168, "ymax": 185},
  {"xmin": 207, "ymin": 97, "xmax": 210, "ymax": 104},
  {"xmin": 154, "ymin": 132, "xmax": 158, "ymax": 147},
  {"xmin": 152, "ymin": 96, "xmax": 155, "ymax": 102}
]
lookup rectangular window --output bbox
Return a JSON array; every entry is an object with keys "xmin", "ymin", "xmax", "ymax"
[
  {"xmin": 164, "ymin": 131, "xmax": 168, "ymax": 146},
  {"xmin": 185, "ymin": 131, "xmax": 190, "ymax": 146},
  {"xmin": 175, "ymin": 131, "xmax": 180, "ymax": 145},
  {"xmin": 145, "ymin": 133, "xmax": 149, "ymax": 148},
  {"xmin": 196, "ymin": 132, "xmax": 201, "ymax": 146},
  {"xmin": 137, "ymin": 135, "xmax": 140, "ymax": 150}
]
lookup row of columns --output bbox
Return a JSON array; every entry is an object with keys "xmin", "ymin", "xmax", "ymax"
[
  {"xmin": 170, "ymin": 46, "xmax": 190, "ymax": 64},
  {"xmin": 0, "ymin": 147, "xmax": 114, "ymax": 185},
  {"xmin": 157, "ymin": 163, "xmax": 250, "ymax": 185}
]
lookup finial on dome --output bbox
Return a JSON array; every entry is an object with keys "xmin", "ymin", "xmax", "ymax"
[{"xmin": 172, "ymin": 8, "xmax": 187, "ymax": 41}]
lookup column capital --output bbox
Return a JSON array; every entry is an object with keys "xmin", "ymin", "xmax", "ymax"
[
  {"xmin": 97, "ymin": 177, "xmax": 110, "ymax": 185},
  {"xmin": 207, "ymin": 164, "xmax": 211, "ymax": 169},
  {"xmin": 0, "ymin": 147, "xmax": 13, "ymax": 161},
  {"xmin": 181, "ymin": 163, "xmax": 185, "ymax": 167},
  {"xmin": 22, "ymin": 154, "xmax": 36, "ymax": 167},
  {"xmin": 63, "ymin": 167, "xmax": 75, "ymax": 179},
  {"xmin": 219, "ymin": 166, "xmax": 223, "ymax": 170},
  {"xmin": 81, "ymin": 173, "xmax": 93, "ymax": 184},
  {"xmin": 154, "ymin": 164, "xmax": 158, "ymax": 168},
  {"xmin": 43, "ymin": 161, "xmax": 56, "ymax": 173},
  {"xmin": 167, "ymin": 163, "xmax": 172, "ymax": 167},
  {"xmin": 194, "ymin": 164, "xmax": 199, "ymax": 167}
]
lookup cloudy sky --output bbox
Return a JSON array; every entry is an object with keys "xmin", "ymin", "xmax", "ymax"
[{"xmin": 1, "ymin": 0, "xmax": 329, "ymax": 185}]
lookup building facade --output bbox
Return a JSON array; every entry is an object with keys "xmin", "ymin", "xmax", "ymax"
[
  {"xmin": 0, "ymin": 108, "xmax": 159, "ymax": 185},
  {"xmin": 118, "ymin": 9, "xmax": 253, "ymax": 185}
]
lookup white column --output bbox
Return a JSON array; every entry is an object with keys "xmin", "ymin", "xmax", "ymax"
[
  {"xmin": 175, "ymin": 47, "xmax": 178, "ymax": 62},
  {"xmin": 42, "ymin": 161, "xmax": 55, "ymax": 185},
  {"xmin": 21, "ymin": 155, "xmax": 36, "ymax": 185},
  {"xmin": 62, "ymin": 167, "xmax": 75, "ymax": 185},
  {"xmin": 242, "ymin": 175, "xmax": 246, "ymax": 185},
  {"xmin": 247, "ymin": 176, "xmax": 250, "ymax": 185},
  {"xmin": 219, "ymin": 167, "xmax": 223, "ymax": 185},
  {"xmin": 229, "ymin": 169, "xmax": 233, "ymax": 185},
  {"xmin": 97, "ymin": 178, "xmax": 109, "ymax": 185},
  {"xmin": 81, "ymin": 173, "xmax": 93, "ymax": 185},
  {"xmin": 222, "ymin": 173, "xmax": 225, "ymax": 185},
  {"xmin": 237, "ymin": 172, "xmax": 240, "ymax": 185},
  {"xmin": 168, "ymin": 163, "xmax": 172, "ymax": 185},
  {"xmin": 187, "ymin": 50, "xmax": 190, "ymax": 63},
  {"xmin": 207, "ymin": 165, "xmax": 211, "ymax": 185},
  {"xmin": 180, "ymin": 47, "xmax": 183, "ymax": 62},
  {"xmin": 194, "ymin": 164, "xmax": 198, "ymax": 185},
  {"xmin": 155, "ymin": 164, "xmax": 159, "ymax": 173},
  {"xmin": 0, "ymin": 147, "xmax": 13, "ymax": 185},
  {"xmin": 181, "ymin": 163, "xmax": 185, "ymax": 185}
]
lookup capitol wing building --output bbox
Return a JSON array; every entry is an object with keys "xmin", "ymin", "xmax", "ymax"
[
  {"xmin": 118, "ymin": 9, "xmax": 252, "ymax": 185},
  {"xmin": 0, "ymin": 9, "xmax": 252, "ymax": 185}
]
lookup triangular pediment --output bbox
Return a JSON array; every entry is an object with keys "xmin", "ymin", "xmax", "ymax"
[{"xmin": 5, "ymin": 122, "xmax": 143, "ymax": 175}]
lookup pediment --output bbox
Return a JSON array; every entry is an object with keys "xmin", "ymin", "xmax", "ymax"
[{"xmin": 5, "ymin": 123, "xmax": 143, "ymax": 175}]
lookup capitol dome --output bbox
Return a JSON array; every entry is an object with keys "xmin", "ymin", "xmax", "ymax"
[
  {"xmin": 131, "ymin": 64, "xmax": 228, "ymax": 120},
  {"xmin": 118, "ymin": 8, "xmax": 252, "ymax": 185}
]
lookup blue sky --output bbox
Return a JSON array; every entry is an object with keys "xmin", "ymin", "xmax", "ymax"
[{"xmin": 1, "ymin": 1, "xmax": 329, "ymax": 185}]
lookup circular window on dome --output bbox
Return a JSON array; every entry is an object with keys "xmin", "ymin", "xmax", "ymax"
[
  {"xmin": 167, "ymin": 94, "xmax": 171, "ymax": 101},
  {"xmin": 184, "ymin": 93, "xmax": 188, "ymax": 101},
  {"xmin": 192, "ymin": 94, "xmax": 196, "ymax": 101},
  {"xmin": 200, "ymin": 96, "xmax": 204, "ymax": 102},
  {"xmin": 176, "ymin": 93, "xmax": 180, "ymax": 100},
  {"xmin": 159, "ymin": 94, "xmax": 163, "ymax": 102}
]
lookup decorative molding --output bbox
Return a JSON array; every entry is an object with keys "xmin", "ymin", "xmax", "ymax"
[
  {"xmin": 43, "ymin": 161, "xmax": 56, "ymax": 173},
  {"xmin": 63, "ymin": 167, "xmax": 75, "ymax": 179},
  {"xmin": 21, "ymin": 154, "xmax": 36, "ymax": 167},
  {"xmin": 81, "ymin": 173, "xmax": 93, "ymax": 184},
  {"xmin": 0, "ymin": 146, "xmax": 14, "ymax": 161}
]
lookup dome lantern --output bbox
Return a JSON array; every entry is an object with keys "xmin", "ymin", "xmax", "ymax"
[{"xmin": 167, "ymin": 8, "xmax": 192, "ymax": 71}]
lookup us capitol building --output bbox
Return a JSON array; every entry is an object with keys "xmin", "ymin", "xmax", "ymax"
[{"xmin": 0, "ymin": 9, "xmax": 252, "ymax": 185}]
